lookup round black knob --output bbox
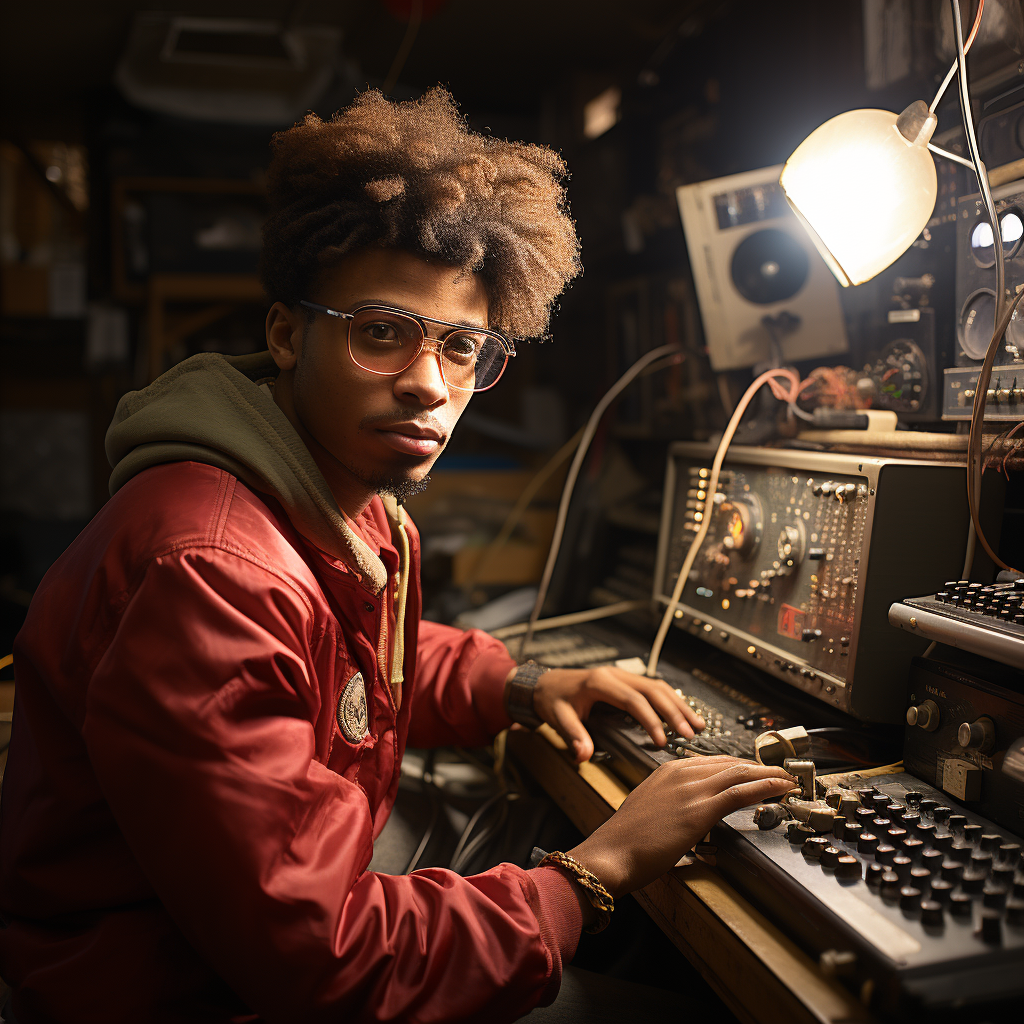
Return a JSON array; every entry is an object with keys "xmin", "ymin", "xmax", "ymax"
[
  {"xmin": 1014, "ymin": 879, "xmax": 1024, "ymax": 900},
  {"xmin": 870, "ymin": 793, "xmax": 890, "ymax": 810},
  {"xmin": 983, "ymin": 885, "xmax": 1008, "ymax": 909},
  {"xmin": 970, "ymin": 851, "xmax": 993, "ymax": 872},
  {"xmin": 918, "ymin": 798, "xmax": 939, "ymax": 816},
  {"xmin": 916, "ymin": 822, "xmax": 936, "ymax": 842},
  {"xmin": 903, "ymin": 838, "xmax": 925, "ymax": 861},
  {"xmin": 803, "ymin": 837, "xmax": 830, "ymax": 860},
  {"xmin": 887, "ymin": 827, "xmax": 908, "ymax": 846},
  {"xmin": 866, "ymin": 862, "xmax": 884, "ymax": 886},
  {"xmin": 856, "ymin": 787, "xmax": 876, "ymax": 806},
  {"xmin": 949, "ymin": 892, "xmax": 973, "ymax": 917},
  {"xmin": 920, "ymin": 900, "xmax": 944, "ymax": 927},
  {"xmin": 899, "ymin": 886, "xmax": 922, "ymax": 911},
  {"xmin": 981, "ymin": 834, "xmax": 1004, "ymax": 852},
  {"xmin": 950, "ymin": 842, "xmax": 973, "ymax": 864},
  {"xmin": 886, "ymin": 803, "xmax": 905, "ymax": 822},
  {"xmin": 820, "ymin": 846, "xmax": 841, "ymax": 868},
  {"xmin": 858, "ymin": 833, "xmax": 879, "ymax": 854},
  {"xmin": 831, "ymin": 816, "xmax": 847, "ymax": 839},
  {"xmin": 980, "ymin": 910, "xmax": 1002, "ymax": 944},
  {"xmin": 875, "ymin": 844, "xmax": 896, "ymax": 865},
  {"xmin": 941, "ymin": 859, "xmax": 964, "ymax": 883},
  {"xmin": 947, "ymin": 814, "xmax": 968, "ymax": 833},
  {"xmin": 962, "ymin": 869, "xmax": 987, "ymax": 893},
  {"xmin": 892, "ymin": 855, "xmax": 912, "ymax": 881},
  {"xmin": 843, "ymin": 822, "xmax": 862, "ymax": 843},
  {"xmin": 880, "ymin": 871, "xmax": 901, "ymax": 898},
  {"xmin": 998, "ymin": 842, "xmax": 1022, "ymax": 864},
  {"xmin": 1006, "ymin": 899, "xmax": 1024, "ymax": 927},
  {"xmin": 932, "ymin": 833, "xmax": 954, "ymax": 852},
  {"xmin": 932, "ymin": 806, "xmax": 952, "ymax": 824},
  {"xmin": 921, "ymin": 849, "xmax": 944, "ymax": 872},
  {"xmin": 902, "ymin": 811, "xmax": 921, "ymax": 832},
  {"xmin": 855, "ymin": 807, "xmax": 875, "ymax": 825},
  {"xmin": 788, "ymin": 821, "xmax": 814, "ymax": 844},
  {"xmin": 836, "ymin": 856, "xmax": 861, "ymax": 881},
  {"xmin": 910, "ymin": 866, "xmax": 932, "ymax": 887},
  {"xmin": 963, "ymin": 823, "xmax": 983, "ymax": 844},
  {"xmin": 930, "ymin": 878, "xmax": 954, "ymax": 904},
  {"xmin": 872, "ymin": 816, "xmax": 891, "ymax": 832},
  {"xmin": 992, "ymin": 865, "xmax": 1015, "ymax": 886},
  {"xmin": 905, "ymin": 792, "xmax": 923, "ymax": 809}
]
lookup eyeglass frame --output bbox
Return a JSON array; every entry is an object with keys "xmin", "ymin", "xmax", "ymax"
[{"xmin": 298, "ymin": 300, "xmax": 516, "ymax": 393}]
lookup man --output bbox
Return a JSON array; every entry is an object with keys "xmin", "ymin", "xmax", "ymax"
[{"xmin": 0, "ymin": 89, "xmax": 795, "ymax": 1023}]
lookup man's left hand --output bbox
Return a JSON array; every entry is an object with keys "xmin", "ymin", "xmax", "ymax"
[{"xmin": 531, "ymin": 666, "xmax": 705, "ymax": 764}]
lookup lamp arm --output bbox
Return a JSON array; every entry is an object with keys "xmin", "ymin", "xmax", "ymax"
[{"xmin": 926, "ymin": 142, "xmax": 977, "ymax": 171}]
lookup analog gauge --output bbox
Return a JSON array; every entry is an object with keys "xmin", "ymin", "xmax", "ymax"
[
  {"xmin": 715, "ymin": 495, "xmax": 763, "ymax": 559},
  {"xmin": 959, "ymin": 289, "xmax": 996, "ymax": 361},
  {"xmin": 868, "ymin": 338, "xmax": 929, "ymax": 413},
  {"xmin": 970, "ymin": 212, "xmax": 1024, "ymax": 267},
  {"xmin": 777, "ymin": 522, "xmax": 806, "ymax": 572}
]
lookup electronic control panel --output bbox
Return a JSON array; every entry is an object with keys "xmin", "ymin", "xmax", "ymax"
[{"xmin": 653, "ymin": 444, "xmax": 982, "ymax": 722}]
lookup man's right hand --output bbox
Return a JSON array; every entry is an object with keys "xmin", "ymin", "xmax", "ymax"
[{"xmin": 567, "ymin": 756, "xmax": 798, "ymax": 899}]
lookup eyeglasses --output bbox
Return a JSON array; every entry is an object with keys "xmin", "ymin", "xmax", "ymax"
[{"xmin": 299, "ymin": 300, "xmax": 515, "ymax": 393}]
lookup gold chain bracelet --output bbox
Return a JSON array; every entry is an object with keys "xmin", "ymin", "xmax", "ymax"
[{"xmin": 537, "ymin": 851, "xmax": 614, "ymax": 933}]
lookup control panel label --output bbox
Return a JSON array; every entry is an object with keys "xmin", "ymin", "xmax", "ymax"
[{"xmin": 778, "ymin": 603, "xmax": 805, "ymax": 640}]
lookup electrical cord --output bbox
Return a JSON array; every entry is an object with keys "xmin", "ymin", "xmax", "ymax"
[
  {"xmin": 646, "ymin": 368, "xmax": 805, "ymax": 678},
  {"xmin": 930, "ymin": 0, "xmax": 985, "ymax": 112},
  {"xmin": 518, "ymin": 344, "xmax": 683, "ymax": 657}
]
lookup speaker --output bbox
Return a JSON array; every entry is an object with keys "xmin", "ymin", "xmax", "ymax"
[
  {"xmin": 676, "ymin": 166, "xmax": 848, "ymax": 371},
  {"xmin": 955, "ymin": 180, "xmax": 1024, "ymax": 367}
]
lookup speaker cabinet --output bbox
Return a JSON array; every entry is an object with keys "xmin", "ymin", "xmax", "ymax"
[{"xmin": 676, "ymin": 166, "xmax": 848, "ymax": 371}]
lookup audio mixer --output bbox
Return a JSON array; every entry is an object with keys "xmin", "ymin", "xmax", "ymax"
[{"xmin": 654, "ymin": 444, "xmax": 989, "ymax": 722}]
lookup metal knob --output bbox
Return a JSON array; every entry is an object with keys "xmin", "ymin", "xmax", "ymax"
[
  {"xmin": 906, "ymin": 701, "xmax": 939, "ymax": 730},
  {"xmin": 958, "ymin": 717, "xmax": 996, "ymax": 753}
]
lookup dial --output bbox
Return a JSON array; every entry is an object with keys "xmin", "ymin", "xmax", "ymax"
[
  {"xmin": 713, "ymin": 495, "xmax": 763, "ymax": 559},
  {"xmin": 867, "ymin": 338, "xmax": 928, "ymax": 413},
  {"xmin": 776, "ymin": 522, "xmax": 806, "ymax": 573}
]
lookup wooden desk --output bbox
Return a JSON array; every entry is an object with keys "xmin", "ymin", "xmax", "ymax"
[{"xmin": 507, "ymin": 725, "xmax": 875, "ymax": 1024}]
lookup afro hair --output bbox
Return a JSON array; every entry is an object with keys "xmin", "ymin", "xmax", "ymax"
[{"xmin": 260, "ymin": 87, "xmax": 581, "ymax": 340}]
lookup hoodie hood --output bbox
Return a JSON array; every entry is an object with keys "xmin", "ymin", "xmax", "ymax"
[{"xmin": 105, "ymin": 351, "xmax": 398, "ymax": 594}]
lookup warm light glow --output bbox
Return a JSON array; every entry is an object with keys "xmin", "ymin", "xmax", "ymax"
[{"xmin": 780, "ymin": 108, "xmax": 937, "ymax": 287}]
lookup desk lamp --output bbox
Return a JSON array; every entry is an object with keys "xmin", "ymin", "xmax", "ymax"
[{"xmin": 779, "ymin": 0, "xmax": 1018, "ymax": 574}]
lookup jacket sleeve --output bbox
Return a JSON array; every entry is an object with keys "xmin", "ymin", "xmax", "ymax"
[
  {"xmin": 83, "ymin": 547, "xmax": 578, "ymax": 1024},
  {"xmin": 407, "ymin": 619, "xmax": 516, "ymax": 748}
]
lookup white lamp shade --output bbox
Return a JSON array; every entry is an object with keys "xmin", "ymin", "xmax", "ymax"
[{"xmin": 779, "ymin": 108, "xmax": 937, "ymax": 287}]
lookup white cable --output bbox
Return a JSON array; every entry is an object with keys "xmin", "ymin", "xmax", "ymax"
[
  {"xmin": 646, "ymin": 368, "xmax": 802, "ymax": 678},
  {"xmin": 518, "ymin": 344, "xmax": 682, "ymax": 657}
]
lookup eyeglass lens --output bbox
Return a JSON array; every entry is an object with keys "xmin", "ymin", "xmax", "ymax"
[{"xmin": 348, "ymin": 308, "xmax": 507, "ymax": 391}]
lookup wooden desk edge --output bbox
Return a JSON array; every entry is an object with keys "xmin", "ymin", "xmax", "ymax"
[{"xmin": 507, "ymin": 726, "xmax": 874, "ymax": 1024}]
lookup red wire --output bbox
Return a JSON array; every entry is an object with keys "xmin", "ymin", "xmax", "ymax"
[{"xmin": 965, "ymin": 0, "xmax": 985, "ymax": 53}]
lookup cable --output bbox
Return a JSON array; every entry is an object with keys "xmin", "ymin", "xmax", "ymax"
[
  {"xmin": 449, "ymin": 789, "xmax": 509, "ymax": 873},
  {"xmin": 518, "ymin": 344, "xmax": 682, "ymax": 657},
  {"xmin": 929, "ymin": 0, "xmax": 985, "ymax": 112},
  {"xmin": 646, "ymin": 368, "xmax": 804, "ymax": 678},
  {"xmin": 490, "ymin": 599, "xmax": 648, "ymax": 641}
]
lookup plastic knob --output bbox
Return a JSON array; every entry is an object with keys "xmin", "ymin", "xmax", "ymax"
[
  {"xmin": 820, "ymin": 846, "xmax": 841, "ymax": 868},
  {"xmin": 870, "ymin": 793, "xmax": 890, "ymax": 810},
  {"xmin": 831, "ymin": 816, "xmax": 847, "ymax": 839},
  {"xmin": 920, "ymin": 900, "xmax": 944, "ymax": 927},
  {"xmin": 843, "ymin": 822, "xmax": 862, "ymax": 843},
  {"xmin": 880, "ymin": 871, "xmax": 901, "ymax": 898},
  {"xmin": 932, "ymin": 806, "xmax": 952, "ymax": 824},
  {"xmin": 950, "ymin": 843, "xmax": 973, "ymax": 864},
  {"xmin": 1006, "ymin": 899, "xmax": 1024, "ymax": 927},
  {"xmin": 855, "ymin": 807, "xmax": 875, "ymax": 825},
  {"xmin": 962, "ymin": 869, "xmax": 987, "ymax": 893},
  {"xmin": 858, "ymin": 833, "xmax": 879, "ymax": 854},
  {"xmin": 946, "ymin": 814, "xmax": 967, "ymax": 833},
  {"xmin": 932, "ymin": 833, "xmax": 954, "ymax": 852},
  {"xmin": 930, "ymin": 879, "xmax": 954, "ymax": 904},
  {"xmin": 949, "ymin": 892, "xmax": 973, "ymax": 917},
  {"xmin": 998, "ymin": 842, "xmax": 1021, "ymax": 863},
  {"xmin": 958, "ymin": 717, "xmax": 996, "ymax": 753},
  {"xmin": 970, "ymin": 851, "xmax": 993, "ymax": 872},
  {"xmin": 836, "ymin": 856, "xmax": 861, "ymax": 881},
  {"xmin": 916, "ymin": 822, "xmax": 936, "ymax": 842},
  {"xmin": 871, "ymin": 817, "xmax": 891, "ymax": 832},
  {"xmin": 980, "ymin": 910, "xmax": 1002, "ymax": 944},
  {"xmin": 1015, "ymin": 879, "xmax": 1024, "ymax": 900},
  {"xmin": 992, "ymin": 865, "xmax": 1015, "ymax": 886},
  {"xmin": 886, "ymin": 803, "xmax": 905, "ymax": 822},
  {"xmin": 983, "ymin": 885, "xmax": 1007, "ymax": 909},
  {"xmin": 921, "ymin": 850, "xmax": 944, "ymax": 873},
  {"xmin": 918, "ymin": 798, "xmax": 939, "ymax": 816},
  {"xmin": 866, "ymin": 862, "xmax": 884, "ymax": 886},
  {"xmin": 855, "ymin": 787, "xmax": 876, "ymax": 806},
  {"xmin": 887, "ymin": 827, "xmax": 908, "ymax": 846},
  {"xmin": 962, "ymin": 824, "xmax": 983, "ymax": 844},
  {"xmin": 803, "ymin": 838, "xmax": 830, "ymax": 860},
  {"xmin": 874, "ymin": 844, "xmax": 896, "ymax": 865},
  {"xmin": 901, "ymin": 811, "xmax": 921, "ymax": 832},
  {"xmin": 980, "ymin": 834, "xmax": 1003, "ymax": 852},
  {"xmin": 892, "ymin": 855, "xmax": 912, "ymax": 881},
  {"xmin": 788, "ymin": 822, "xmax": 814, "ymax": 844},
  {"xmin": 906, "ymin": 702, "xmax": 939, "ymax": 730},
  {"xmin": 899, "ymin": 886, "xmax": 922, "ymax": 911},
  {"xmin": 903, "ymin": 838, "xmax": 925, "ymax": 861},
  {"xmin": 941, "ymin": 859, "xmax": 964, "ymax": 883},
  {"xmin": 910, "ymin": 866, "xmax": 932, "ymax": 887}
]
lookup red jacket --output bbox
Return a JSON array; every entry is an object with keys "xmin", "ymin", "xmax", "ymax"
[{"xmin": 0, "ymin": 461, "xmax": 581, "ymax": 1023}]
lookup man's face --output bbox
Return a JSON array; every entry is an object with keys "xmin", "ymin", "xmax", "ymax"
[{"xmin": 267, "ymin": 248, "xmax": 489, "ymax": 509}]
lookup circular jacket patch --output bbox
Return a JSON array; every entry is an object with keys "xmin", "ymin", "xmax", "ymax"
[{"xmin": 337, "ymin": 671, "xmax": 369, "ymax": 743}]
